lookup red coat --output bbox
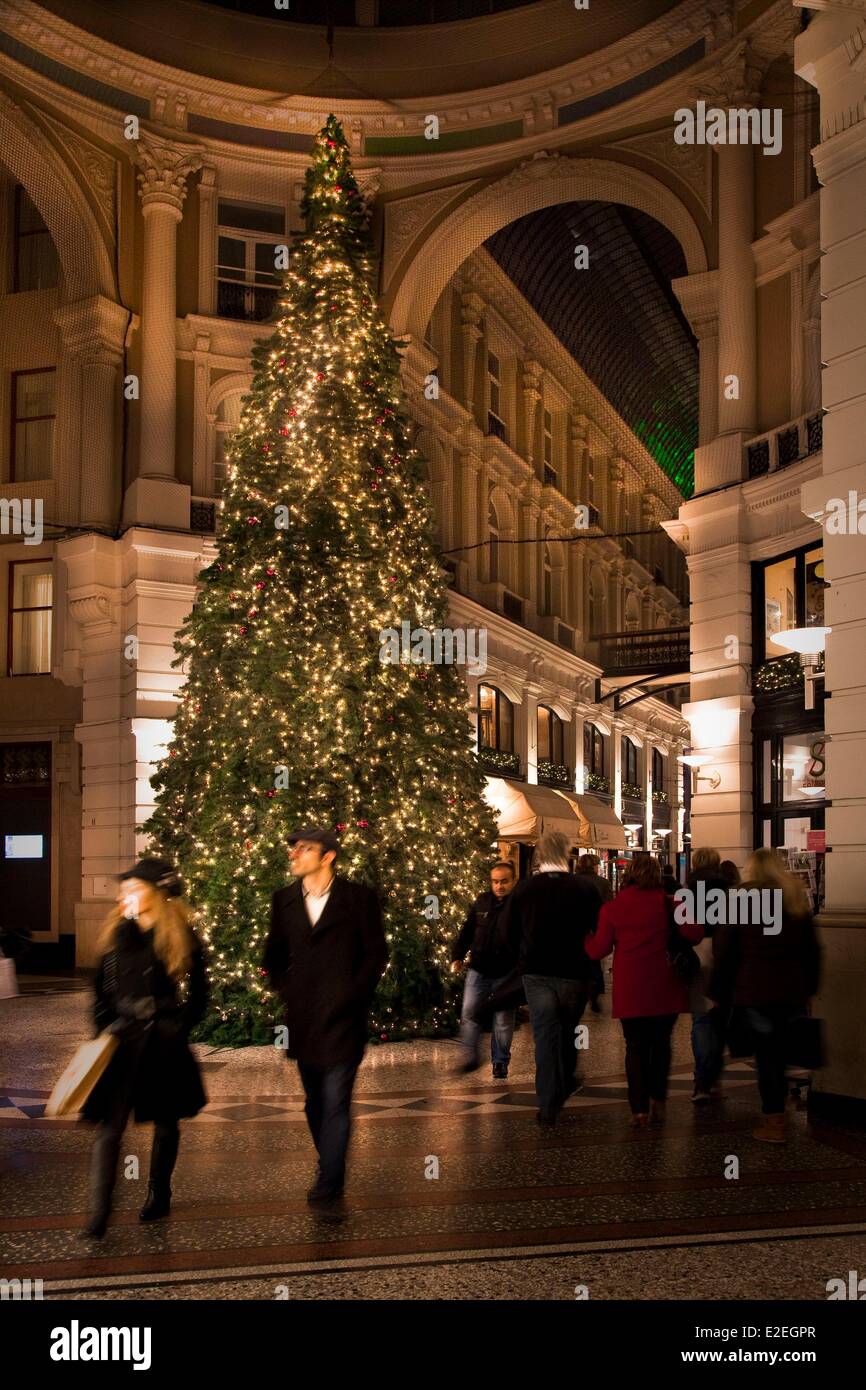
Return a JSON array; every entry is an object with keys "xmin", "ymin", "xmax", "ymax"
[{"xmin": 585, "ymin": 886, "xmax": 703, "ymax": 1019}]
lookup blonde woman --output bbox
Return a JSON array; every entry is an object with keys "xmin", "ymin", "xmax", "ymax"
[
  {"xmin": 80, "ymin": 858, "xmax": 208, "ymax": 1239},
  {"xmin": 709, "ymin": 848, "xmax": 821, "ymax": 1144}
]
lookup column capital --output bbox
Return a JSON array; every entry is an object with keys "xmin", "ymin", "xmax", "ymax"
[
  {"xmin": 460, "ymin": 290, "xmax": 485, "ymax": 328},
  {"xmin": 54, "ymin": 294, "xmax": 128, "ymax": 367},
  {"xmin": 691, "ymin": 40, "xmax": 767, "ymax": 108},
  {"xmin": 133, "ymin": 134, "xmax": 204, "ymax": 214}
]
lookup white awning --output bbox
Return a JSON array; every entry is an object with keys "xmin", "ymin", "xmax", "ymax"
[
  {"xmin": 483, "ymin": 779, "xmax": 628, "ymax": 849},
  {"xmin": 558, "ymin": 792, "xmax": 628, "ymax": 850},
  {"xmin": 483, "ymin": 778, "xmax": 582, "ymax": 842}
]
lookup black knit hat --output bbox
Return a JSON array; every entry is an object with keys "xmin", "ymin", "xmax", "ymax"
[{"xmin": 118, "ymin": 857, "xmax": 183, "ymax": 898}]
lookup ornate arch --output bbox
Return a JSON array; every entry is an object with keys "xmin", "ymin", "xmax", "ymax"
[
  {"xmin": 0, "ymin": 91, "xmax": 114, "ymax": 302},
  {"xmin": 389, "ymin": 153, "xmax": 708, "ymax": 343}
]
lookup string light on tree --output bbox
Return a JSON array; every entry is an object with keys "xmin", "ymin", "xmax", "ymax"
[{"xmin": 143, "ymin": 114, "xmax": 498, "ymax": 1045}]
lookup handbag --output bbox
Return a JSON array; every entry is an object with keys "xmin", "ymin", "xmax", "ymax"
[
  {"xmin": 785, "ymin": 1014, "xmax": 824, "ymax": 1071},
  {"xmin": 0, "ymin": 954, "xmax": 19, "ymax": 1000},
  {"xmin": 44, "ymin": 1032, "xmax": 119, "ymax": 1116},
  {"xmin": 666, "ymin": 904, "xmax": 701, "ymax": 981}
]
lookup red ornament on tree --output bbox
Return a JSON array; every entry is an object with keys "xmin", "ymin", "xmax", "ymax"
[{"xmin": 266, "ymin": 567, "xmax": 276, "ymax": 576}]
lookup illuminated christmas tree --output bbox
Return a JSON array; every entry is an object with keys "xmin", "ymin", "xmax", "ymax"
[{"xmin": 144, "ymin": 115, "xmax": 498, "ymax": 1045}]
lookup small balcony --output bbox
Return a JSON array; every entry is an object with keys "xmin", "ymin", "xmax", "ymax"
[
  {"xmin": 217, "ymin": 279, "xmax": 279, "ymax": 323},
  {"xmin": 744, "ymin": 411, "xmax": 822, "ymax": 481},
  {"xmin": 190, "ymin": 497, "xmax": 218, "ymax": 532},
  {"xmin": 537, "ymin": 759, "xmax": 572, "ymax": 789},
  {"xmin": 478, "ymin": 746, "xmax": 521, "ymax": 779},
  {"xmin": 486, "ymin": 412, "xmax": 508, "ymax": 443},
  {"xmin": 585, "ymin": 771, "xmax": 610, "ymax": 796},
  {"xmin": 597, "ymin": 626, "xmax": 690, "ymax": 679}
]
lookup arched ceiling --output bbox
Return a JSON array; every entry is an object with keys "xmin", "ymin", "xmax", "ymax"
[{"xmin": 485, "ymin": 201, "xmax": 697, "ymax": 496}]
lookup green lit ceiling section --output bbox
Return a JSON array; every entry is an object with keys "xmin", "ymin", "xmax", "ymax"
[{"xmin": 486, "ymin": 202, "xmax": 698, "ymax": 498}]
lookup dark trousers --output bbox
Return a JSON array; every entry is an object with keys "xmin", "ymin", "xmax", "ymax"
[
  {"xmin": 523, "ymin": 974, "xmax": 588, "ymax": 1118},
  {"xmin": 89, "ymin": 1088, "xmax": 180, "ymax": 1219},
  {"xmin": 621, "ymin": 1013, "xmax": 678, "ymax": 1115},
  {"xmin": 297, "ymin": 1060, "xmax": 359, "ymax": 1191},
  {"xmin": 744, "ymin": 1006, "xmax": 792, "ymax": 1115}
]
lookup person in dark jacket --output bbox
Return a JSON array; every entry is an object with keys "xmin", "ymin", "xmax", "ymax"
[
  {"xmin": 262, "ymin": 826, "xmax": 388, "ymax": 1202},
  {"xmin": 661, "ymin": 864, "xmax": 679, "ymax": 897},
  {"xmin": 686, "ymin": 847, "xmax": 733, "ymax": 1103},
  {"xmin": 587, "ymin": 855, "xmax": 703, "ymax": 1128},
  {"xmin": 709, "ymin": 848, "xmax": 821, "ymax": 1144},
  {"xmin": 450, "ymin": 860, "xmax": 518, "ymax": 1078},
  {"xmin": 81, "ymin": 857, "xmax": 208, "ymax": 1240},
  {"xmin": 502, "ymin": 831, "xmax": 601, "ymax": 1126},
  {"xmin": 576, "ymin": 854, "xmax": 611, "ymax": 1012}
]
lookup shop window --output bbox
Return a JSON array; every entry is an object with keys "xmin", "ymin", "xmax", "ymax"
[
  {"xmin": 478, "ymin": 684, "xmax": 513, "ymax": 753},
  {"xmin": 11, "ymin": 369, "xmax": 55, "ymax": 482},
  {"xmin": 8, "ymin": 560, "xmax": 52, "ymax": 675},
  {"xmin": 216, "ymin": 201, "xmax": 285, "ymax": 322},
  {"xmin": 756, "ymin": 729, "xmax": 826, "ymax": 849}
]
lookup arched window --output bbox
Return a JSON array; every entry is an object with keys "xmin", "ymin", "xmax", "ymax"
[
  {"xmin": 621, "ymin": 736, "xmax": 640, "ymax": 795},
  {"xmin": 478, "ymin": 684, "xmax": 514, "ymax": 753},
  {"xmin": 488, "ymin": 498, "xmax": 499, "ymax": 584},
  {"xmin": 213, "ymin": 392, "xmax": 243, "ymax": 495},
  {"xmin": 537, "ymin": 705, "xmax": 564, "ymax": 764},
  {"xmin": 583, "ymin": 723, "xmax": 605, "ymax": 777}
]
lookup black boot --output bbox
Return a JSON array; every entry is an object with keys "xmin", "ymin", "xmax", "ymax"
[
  {"xmin": 139, "ymin": 1183, "xmax": 172, "ymax": 1222},
  {"xmin": 80, "ymin": 1129, "xmax": 119, "ymax": 1241},
  {"xmin": 140, "ymin": 1121, "xmax": 179, "ymax": 1222}
]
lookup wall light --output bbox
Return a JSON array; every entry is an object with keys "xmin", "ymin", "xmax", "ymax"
[{"xmin": 770, "ymin": 626, "xmax": 831, "ymax": 711}]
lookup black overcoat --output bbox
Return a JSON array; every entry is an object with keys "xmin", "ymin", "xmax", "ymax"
[
  {"xmin": 82, "ymin": 918, "xmax": 208, "ymax": 1124},
  {"xmin": 262, "ymin": 876, "xmax": 388, "ymax": 1068}
]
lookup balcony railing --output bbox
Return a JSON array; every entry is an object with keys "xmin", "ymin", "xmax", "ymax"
[
  {"xmin": 478, "ymin": 747, "xmax": 521, "ymax": 778},
  {"xmin": 537, "ymin": 760, "xmax": 572, "ymax": 789},
  {"xmin": 745, "ymin": 411, "xmax": 823, "ymax": 480},
  {"xmin": 585, "ymin": 771, "xmax": 610, "ymax": 795},
  {"xmin": 622, "ymin": 782, "xmax": 643, "ymax": 801},
  {"xmin": 190, "ymin": 498, "xmax": 218, "ymax": 532},
  {"xmin": 597, "ymin": 626, "xmax": 690, "ymax": 678},
  {"xmin": 217, "ymin": 279, "xmax": 279, "ymax": 323}
]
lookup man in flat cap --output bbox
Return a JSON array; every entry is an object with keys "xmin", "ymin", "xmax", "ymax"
[{"xmin": 262, "ymin": 827, "xmax": 387, "ymax": 1203}]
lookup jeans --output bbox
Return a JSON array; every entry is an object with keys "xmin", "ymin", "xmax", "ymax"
[
  {"xmin": 691, "ymin": 1006, "xmax": 725, "ymax": 1093},
  {"xmin": 297, "ymin": 1060, "xmax": 359, "ymax": 1192},
  {"xmin": 460, "ymin": 968, "xmax": 515, "ymax": 1066},
  {"xmin": 620, "ymin": 1014, "xmax": 677, "ymax": 1115},
  {"xmin": 743, "ymin": 1007, "xmax": 793, "ymax": 1115},
  {"xmin": 523, "ymin": 974, "xmax": 588, "ymax": 1118}
]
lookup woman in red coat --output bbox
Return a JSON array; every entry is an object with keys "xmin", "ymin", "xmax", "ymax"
[{"xmin": 586, "ymin": 856, "xmax": 703, "ymax": 1129}]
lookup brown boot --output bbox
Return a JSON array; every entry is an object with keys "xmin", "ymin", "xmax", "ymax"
[
  {"xmin": 751, "ymin": 1112, "xmax": 786, "ymax": 1144},
  {"xmin": 648, "ymin": 1099, "xmax": 666, "ymax": 1127}
]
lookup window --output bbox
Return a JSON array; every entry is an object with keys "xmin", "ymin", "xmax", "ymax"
[
  {"xmin": 478, "ymin": 684, "xmax": 513, "ymax": 753},
  {"xmin": 652, "ymin": 747, "xmax": 665, "ymax": 793},
  {"xmin": 8, "ymin": 560, "xmax": 52, "ymax": 675},
  {"xmin": 11, "ymin": 369, "xmax": 55, "ymax": 482},
  {"xmin": 216, "ymin": 201, "xmax": 285, "ymax": 322},
  {"xmin": 487, "ymin": 351, "xmax": 502, "ymax": 420},
  {"xmin": 537, "ymin": 705, "xmax": 564, "ymax": 764},
  {"xmin": 13, "ymin": 187, "xmax": 60, "ymax": 292},
  {"xmin": 754, "ymin": 544, "xmax": 826, "ymax": 665},
  {"xmin": 583, "ymin": 723, "xmax": 605, "ymax": 776},
  {"xmin": 621, "ymin": 736, "xmax": 640, "ymax": 790},
  {"xmin": 488, "ymin": 497, "xmax": 499, "ymax": 584},
  {"xmin": 212, "ymin": 393, "xmax": 242, "ymax": 496}
]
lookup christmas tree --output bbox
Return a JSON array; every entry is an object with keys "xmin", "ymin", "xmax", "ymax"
[{"xmin": 144, "ymin": 115, "xmax": 499, "ymax": 1045}]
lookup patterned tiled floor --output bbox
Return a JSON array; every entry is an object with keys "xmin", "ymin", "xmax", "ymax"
[{"xmin": 1, "ymin": 984, "xmax": 864, "ymax": 1300}]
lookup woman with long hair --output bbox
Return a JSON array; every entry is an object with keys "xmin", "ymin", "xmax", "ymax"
[
  {"xmin": 80, "ymin": 858, "xmax": 208, "ymax": 1239},
  {"xmin": 709, "ymin": 847, "xmax": 820, "ymax": 1144},
  {"xmin": 587, "ymin": 855, "xmax": 703, "ymax": 1129}
]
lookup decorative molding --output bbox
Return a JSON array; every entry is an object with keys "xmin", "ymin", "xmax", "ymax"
[
  {"xmin": 383, "ymin": 183, "xmax": 473, "ymax": 291},
  {"xmin": 40, "ymin": 112, "xmax": 117, "ymax": 229},
  {"xmin": 616, "ymin": 127, "xmax": 712, "ymax": 217},
  {"xmin": 133, "ymin": 133, "xmax": 204, "ymax": 213}
]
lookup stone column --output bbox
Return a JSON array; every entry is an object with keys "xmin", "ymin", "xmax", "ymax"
[
  {"xmin": 522, "ymin": 359, "xmax": 542, "ymax": 473},
  {"xmin": 54, "ymin": 296, "xmax": 129, "ymax": 531},
  {"xmin": 125, "ymin": 136, "xmax": 202, "ymax": 528},
  {"xmin": 197, "ymin": 165, "xmax": 218, "ymax": 317},
  {"xmin": 797, "ymin": 0, "xmax": 866, "ymax": 1112},
  {"xmin": 460, "ymin": 293, "xmax": 483, "ymax": 422}
]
